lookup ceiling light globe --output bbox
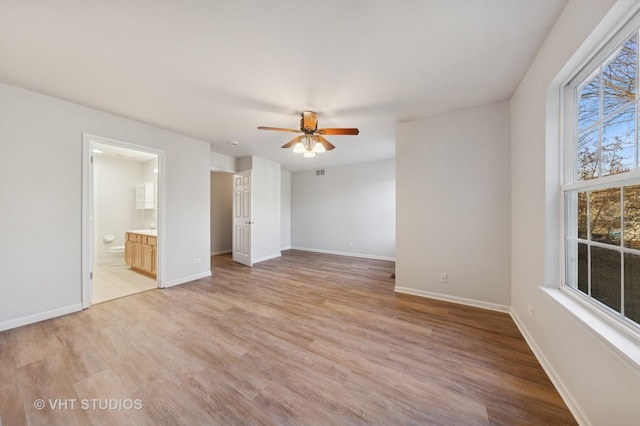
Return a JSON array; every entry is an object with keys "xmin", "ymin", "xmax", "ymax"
[
  {"xmin": 293, "ymin": 142, "xmax": 306, "ymax": 153},
  {"xmin": 312, "ymin": 142, "xmax": 326, "ymax": 153},
  {"xmin": 303, "ymin": 151, "xmax": 316, "ymax": 158}
]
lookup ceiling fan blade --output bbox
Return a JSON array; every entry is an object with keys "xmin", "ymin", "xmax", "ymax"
[
  {"xmin": 316, "ymin": 135, "xmax": 336, "ymax": 151},
  {"xmin": 281, "ymin": 135, "xmax": 304, "ymax": 149},
  {"xmin": 257, "ymin": 126, "xmax": 302, "ymax": 133},
  {"xmin": 317, "ymin": 128, "xmax": 359, "ymax": 135},
  {"xmin": 301, "ymin": 111, "xmax": 318, "ymax": 132}
]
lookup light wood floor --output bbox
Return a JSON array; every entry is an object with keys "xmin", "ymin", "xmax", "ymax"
[{"xmin": 0, "ymin": 250, "xmax": 575, "ymax": 425}]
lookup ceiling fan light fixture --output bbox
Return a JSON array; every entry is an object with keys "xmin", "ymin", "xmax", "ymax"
[
  {"xmin": 258, "ymin": 111, "xmax": 358, "ymax": 158},
  {"xmin": 312, "ymin": 142, "xmax": 326, "ymax": 153},
  {"xmin": 293, "ymin": 142, "xmax": 306, "ymax": 153}
]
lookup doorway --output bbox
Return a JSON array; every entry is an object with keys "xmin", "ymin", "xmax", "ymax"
[
  {"xmin": 210, "ymin": 171, "xmax": 234, "ymax": 257},
  {"xmin": 82, "ymin": 134, "xmax": 164, "ymax": 307}
]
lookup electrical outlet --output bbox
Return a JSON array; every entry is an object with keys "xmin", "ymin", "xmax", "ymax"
[
  {"xmin": 439, "ymin": 273, "xmax": 448, "ymax": 283},
  {"xmin": 193, "ymin": 258, "xmax": 201, "ymax": 264},
  {"xmin": 527, "ymin": 305, "xmax": 534, "ymax": 317}
]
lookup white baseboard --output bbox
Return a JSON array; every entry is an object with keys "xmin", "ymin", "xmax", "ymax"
[
  {"xmin": 290, "ymin": 246, "xmax": 395, "ymax": 262},
  {"xmin": 393, "ymin": 286, "xmax": 510, "ymax": 313},
  {"xmin": 161, "ymin": 271, "xmax": 212, "ymax": 288},
  {"xmin": 510, "ymin": 309, "xmax": 588, "ymax": 425},
  {"xmin": 210, "ymin": 249, "xmax": 232, "ymax": 256},
  {"xmin": 0, "ymin": 303, "xmax": 83, "ymax": 332}
]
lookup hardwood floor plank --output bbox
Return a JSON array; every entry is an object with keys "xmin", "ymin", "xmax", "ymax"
[
  {"xmin": 212, "ymin": 356, "xmax": 271, "ymax": 401},
  {"xmin": 0, "ymin": 250, "xmax": 576, "ymax": 425},
  {"xmin": 342, "ymin": 370, "xmax": 489, "ymax": 425},
  {"xmin": 0, "ymin": 330, "xmax": 28, "ymax": 426},
  {"xmin": 307, "ymin": 337, "xmax": 490, "ymax": 423},
  {"xmin": 72, "ymin": 368, "xmax": 150, "ymax": 426},
  {"xmin": 184, "ymin": 365, "xmax": 273, "ymax": 424},
  {"xmin": 252, "ymin": 380, "xmax": 339, "ymax": 425},
  {"xmin": 16, "ymin": 357, "xmax": 90, "ymax": 425},
  {"xmin": 133, "ymin": 378, "xmax": 217, "ymax": 425}
]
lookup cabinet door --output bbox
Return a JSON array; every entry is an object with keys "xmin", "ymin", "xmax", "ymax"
[
  {"xmin": 151, "ymin": 246, "xmax": 157, "ymax": 275},
  {"xmin": 125, "ymin": 241, "xmax": 134, "ymax": 266},
  {"xmin": 132, "ymin": 242, "xmax": 142, "ymax": 269},
  {"xmin": 142, "ymin": 244, "xmax": 153, "ymax": 273}
]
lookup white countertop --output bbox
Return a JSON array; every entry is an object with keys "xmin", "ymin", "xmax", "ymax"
[{"xmin": 126, "ymin": 229, "xmax": 157, "ymax": 236}]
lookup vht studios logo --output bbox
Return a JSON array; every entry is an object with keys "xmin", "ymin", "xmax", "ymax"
[{"xmin": 34, "ymin": 398, "xmax": 143, "ymax": 410}]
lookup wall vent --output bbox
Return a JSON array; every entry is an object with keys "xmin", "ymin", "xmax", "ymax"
[{"xmin": 315, "ymin": 169, "xmax": 325, "ymax": 176}]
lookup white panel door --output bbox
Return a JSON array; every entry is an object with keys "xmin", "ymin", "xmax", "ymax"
[{"xmin": 232, "ymin": 170, "xmax": 252, "ymax": 266}]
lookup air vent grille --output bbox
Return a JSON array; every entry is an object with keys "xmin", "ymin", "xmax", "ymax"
[{"xmin": 316, "ymin": 169, "xmax": 325, "ymax": 176}]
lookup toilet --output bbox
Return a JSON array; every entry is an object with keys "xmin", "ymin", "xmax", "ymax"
[{"xmin": 107, "ymin": 245, "xmax": 126, "ymax": 266}]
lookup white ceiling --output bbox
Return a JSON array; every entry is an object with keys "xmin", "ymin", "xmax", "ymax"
[{"xmin": 0, "ymin": 0, "xmax": 567, "ymax": 171}]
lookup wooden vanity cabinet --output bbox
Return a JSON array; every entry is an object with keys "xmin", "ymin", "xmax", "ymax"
[{"xmin": 125, "ymin": 232, "xmax": 157, "ymax": 278}]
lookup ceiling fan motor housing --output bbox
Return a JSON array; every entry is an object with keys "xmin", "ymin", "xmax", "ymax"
[{"xmin": 301, "ymin": 111, "xmax": 318, "ymax": 133}]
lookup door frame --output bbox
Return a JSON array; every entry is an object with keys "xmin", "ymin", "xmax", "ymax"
[{"xmin": 81, "ymin": 133, "xmax": 166, "ymax": 308}]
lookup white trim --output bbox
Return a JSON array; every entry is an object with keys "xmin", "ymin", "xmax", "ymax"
[
  {"xmin": 563, "ymin": 171, "xmax": 640, "ymax": 192},
  {"xmin": 510, "ymin": 307, "xmax": 589, "ymax": 426},
  {"xmin": 0, "ymin": 304, "xmax": 83, "ymax": 332},
  {"xmin": 393, "ymin": 286, "xmax": 510, "ymax": 313},
  {"xmin": 281, "ymin": 245, "xmax": 292, "ymax": 251},
  {"xmin": 81, "ymin": 134, "xmax": 93, "ymax": 309},
  {"xmin": 162, "ymin": 271, "xmax": 212, "ymax": 288},
  {"xmin": 211, "ymin": 249, "xmax": 232, "ymax": 256},
  {"xmin": 542, "ymin": 287, "xmax": 640, "ymax": 378},
  {"xmin": 252, "ymin": 252, "xmax": 282, "ymax": 264},
  {"xmin": 210, "ymin": 166, "xmax": 236, "ymax": 173},
  {"xmin": 290, "ymin": 246, "xmax": 396, "ymax": 262}
]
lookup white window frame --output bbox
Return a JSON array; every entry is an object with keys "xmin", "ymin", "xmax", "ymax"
[{"xmin": 560, "ymin": 12, "xmax": 640, "ymax": 342}]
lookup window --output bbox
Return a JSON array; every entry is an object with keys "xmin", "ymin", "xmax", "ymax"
[{"xmin": 563, "ymin": 22, "xmax": 640, "ymax": 332}]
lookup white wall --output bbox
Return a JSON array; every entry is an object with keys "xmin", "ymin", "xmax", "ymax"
[
  {"xmin": 281, "ymin": 170, "xmax": 291, "ymax": 250},
  {"xmin": 511, "ymin": 0, "xmax": 640, "ymax": 424},
  {"xmin": 210, "ymin": 151, "xmax": 237, "ymax": 173},
  {"xmin": 0, "ymin": 82, "xmax": 211, "ymax": 330},
  {"xmin": 395, "ymin": 101, "xmax": 511, "ymax": 311},
  {"xmin": 94, "ymin": 156, "xmax": 146, "ymax": 262},
  {"xmin": 291, "ymin": 159, "xmax": 395, "ymax": 260},
  {"xmin": 210, "ymin": 171, "xmax": 233, "ymax": 255}
]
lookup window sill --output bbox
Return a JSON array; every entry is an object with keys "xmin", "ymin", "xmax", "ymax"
[{"xmin": 541, "ymin": 287, "xmax": 640, "ymax": 378}]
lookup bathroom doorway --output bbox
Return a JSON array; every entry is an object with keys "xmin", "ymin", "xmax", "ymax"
[{"xmin": 82, "ymin": 134, "xmax": 164, "ymax": 307}]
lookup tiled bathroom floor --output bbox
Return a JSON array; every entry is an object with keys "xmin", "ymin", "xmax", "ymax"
[{"xmin": 93, "ymin": 262, "xmax": 157, "ymax": 304}]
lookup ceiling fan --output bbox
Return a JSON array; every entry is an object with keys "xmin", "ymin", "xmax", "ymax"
[{"xmin": 257, "ymin": 111, "xmax": 359, "ymax": 157}]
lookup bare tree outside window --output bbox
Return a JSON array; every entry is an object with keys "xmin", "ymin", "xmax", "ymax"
[{"xmin": 577, "ymin": 35, "xmax": 637, "ymax": 181}]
